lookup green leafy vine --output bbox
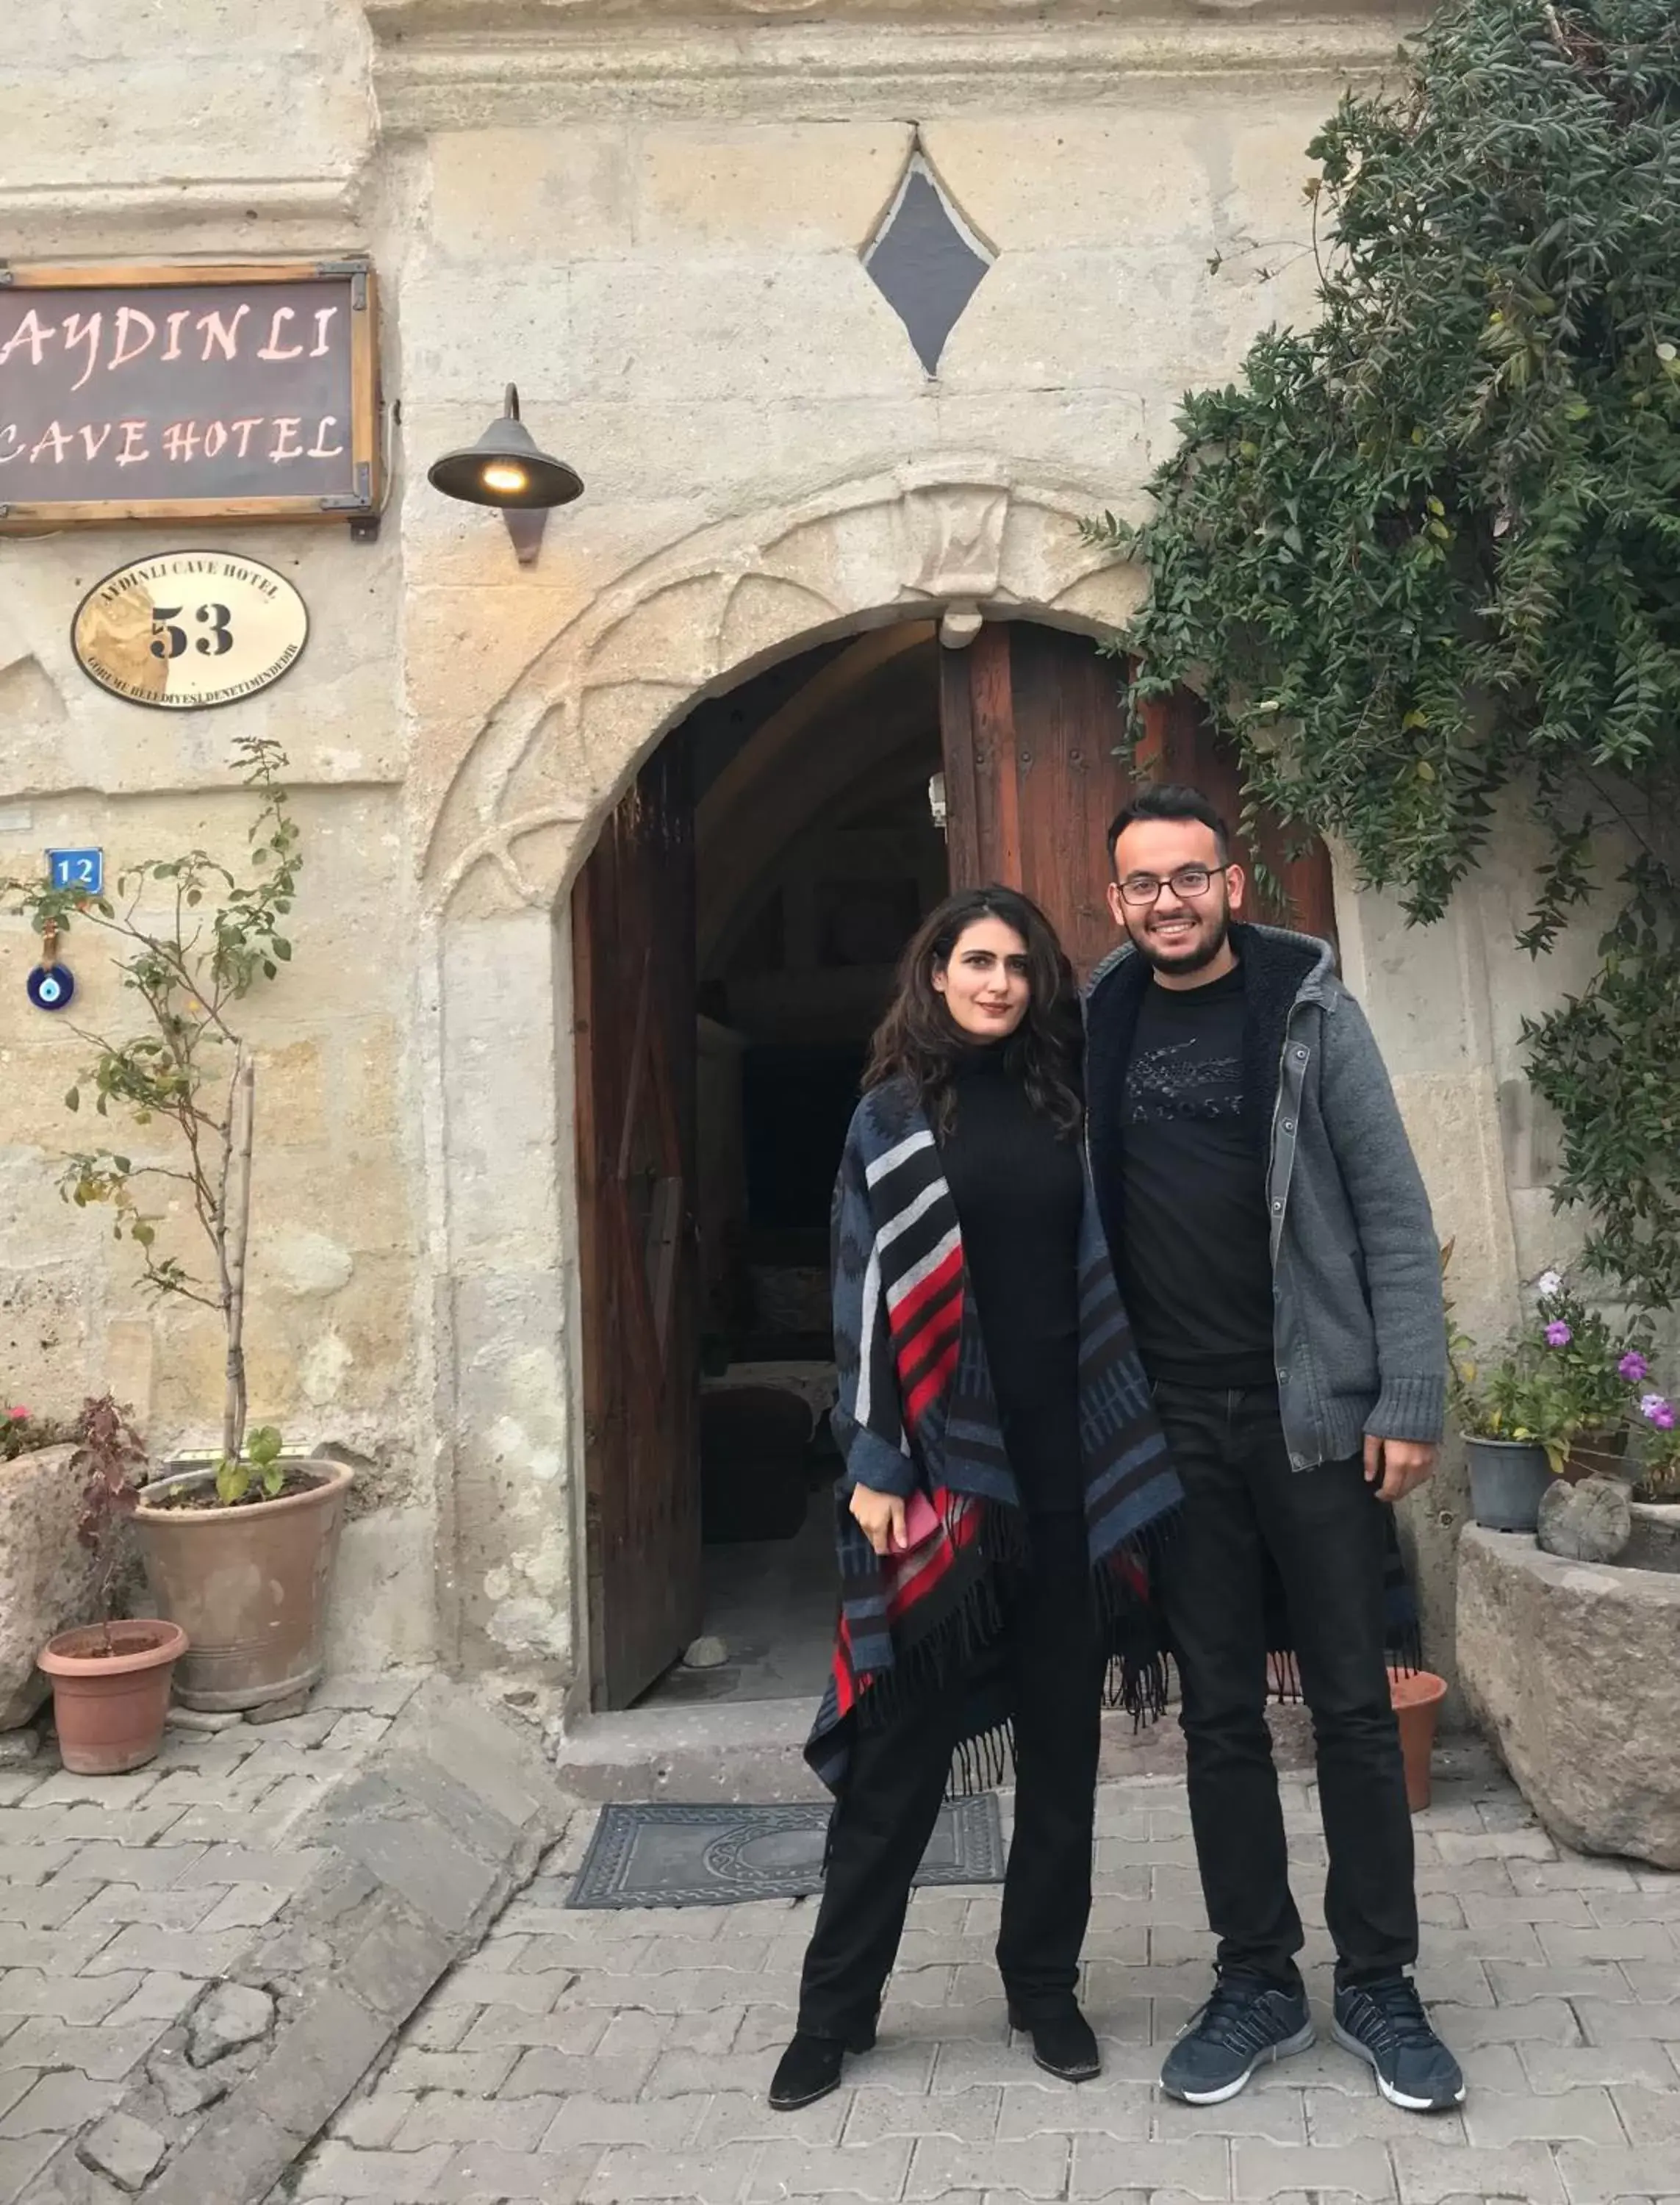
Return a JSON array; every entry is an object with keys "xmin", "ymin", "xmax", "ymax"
[{"xmin": 1088, "ymin": 0, "xmax": 1680, "ymax": 1307}]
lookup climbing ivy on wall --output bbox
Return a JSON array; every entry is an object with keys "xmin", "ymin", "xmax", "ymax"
[{"xmin": 1090, "ymin": 0, "xmax": 1680, "ymax": 1308}]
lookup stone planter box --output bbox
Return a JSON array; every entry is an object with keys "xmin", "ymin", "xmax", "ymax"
[
  {"xmin": 1, "ymin": 1444, "xmax": 104, "ymax": 1730},
  {"xmin": 1457, "ymin": 1523, "xmax": 1680, "ymax": 1869}
]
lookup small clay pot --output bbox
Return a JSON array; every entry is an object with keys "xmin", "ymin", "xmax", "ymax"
[
  {"xmin": 1390, "ymin": 1667, "xmax": 1448, "ymax": 1815},
  {"xmin": 38, "ymin": 1620, "xmax": 187, "ymax": 1776}
]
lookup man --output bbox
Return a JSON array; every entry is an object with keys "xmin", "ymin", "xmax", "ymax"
[{"xmin": 1084, "ymin": 784, "xmax": 1463, "ymax": 2115}]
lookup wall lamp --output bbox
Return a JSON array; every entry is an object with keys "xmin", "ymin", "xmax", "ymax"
[{"xmin": 426, "ymin": 384, "xmax": 584, "ymax": 565}]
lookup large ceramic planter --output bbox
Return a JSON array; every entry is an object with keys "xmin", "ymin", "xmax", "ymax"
[
  {"xmin": 1465, "ymin": 1437, "xmax": 1554, "ymax": 1533},
  {"xmin": 1, "ymin": 1444, "xmax": 106, "ymax": 1732},
  {"xmin": 133, "ymin": 1460, "xmax": 351, "ymax": 1711},
  {"xmin": 38, "ymin": 1619, "xmax": 187, "ymax": 1774}
]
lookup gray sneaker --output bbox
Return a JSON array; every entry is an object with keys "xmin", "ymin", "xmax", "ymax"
[{"xmin": 1160, "ymin": 1976, "xmax": 1315, "ymax": 2105}]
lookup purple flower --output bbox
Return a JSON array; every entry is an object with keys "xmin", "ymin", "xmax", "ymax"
[
  {"xmin": 1619, "ymin": 1352, "xmax": 1650, "ymax": 1383},
  {"xmin": 1544, "ymin": 1321, "xmax": 1572, "ymax": 1348},
  {"xmin": 1641, "ymin": 1394, "xmax": 1676, "ymax": 1431}
]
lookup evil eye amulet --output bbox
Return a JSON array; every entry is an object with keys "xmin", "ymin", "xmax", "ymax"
[{"xmin": 26, "ymin": 965, "xmax": 75, "ymax": 1013}]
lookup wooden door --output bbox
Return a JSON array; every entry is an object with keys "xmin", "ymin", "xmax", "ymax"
[
  {"xmin": 938, "ymin": 622, "xmax": 1335, "ymax": 976},
  {"xmin": 572, "ymin": 736, "xmax": 702, "ymax": 1710}
]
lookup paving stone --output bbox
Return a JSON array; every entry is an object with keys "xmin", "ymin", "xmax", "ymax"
[
  {"xmin": 848, "ymin": 2086, "xmax": 999, "ymax": 2144},
  {"xmin": 187, "ymin": 1982, "xmax": 275, "ymax": 2065},
  {"xmin": 0, "ymin": 2022, "xmax": 158, "ymax": 2083},
  {"xmin": 1149, "ymin": 2083, "xmax": 1307, "ymax": 2142},
  {"xmin": 1546, "ymin": 2143, "xmax": 1680, "ymax": 2204},
  {"xmin": 589, "ymin": 2142, "xmax": 760, "ymax": 2202},
  {"xmin": 1070, "ymin": 2135, "xmax": 1231, "ymax": 2198},
  {"xmin": 57, "ymin": 1887, "xmax": 220, "ymax": 1935},
  {"xmin": 460, "ymin": 2007, "xmax": 614, "ymax": 2055},
  {"xmin": 0, "ymin": 1973, "xmax": 141, "ymax": 2026},
  {"xmin": 1232, "ymin": 2140, "xmax": 1393, "ymax": 2200},
  {"xmin": 1303, "ymin": 2087, "xmax": 1467, "ymax": 2146},
  {"xmin": 1389, "ymin": 2137, "xmax": 1568, "ymax": 2203},
  {"xmin": 753, "ymin": 2137, "xmax": 915, "ymax": 2201},
  {"xmin": 392, "ymin": 2090, "xmax": 561, "ymax": 2151},
  {"xmin": 1609, "ymin": 2086, "xmax": 1680, "ymax": 2144},
  {"xmin": 78, "ymin": 2111, "xmax": 166, "ymax": 2193},
  {"xmin": 0, "ymin": 2137, "xmax": 57, "ymax": 2201},
  {"xmin": 908, "ymin": 2134, "xmax": 1068, "ymax": 2198},
  {"xmin": 432, "ymin": 2138, "xmax": 600, "ymax": 2199},
  {"xmin": 1522, "ymin": 2043, "xmax": 1680, "ymax": 2091},
  {"xmin": 700, "ymin": 2088, "xmax": 850, "ymax": 2148},
  {"xmin": 379, "ymin": 2047, "xmax": 520, "ymax": 2095},
  {"xmin": 146, "ymin": 2048, "xmax": 230, "ymax": 2120},
  {"xmin": 292, "ymin": 2141, "xmax": 456, "ymax": 2198},
  {"xmin": 98, "ymin": 1973, "xmax": 202, "ymax": 2030},
  {"xmin": 1577, "ymin": 1999, "xmax": 1680, "ymax": 2046},
  {"xmin": 187, "ymin": 1844, "xmax": 326, "ymax": 1889},
  {"xmin": 1431, "ymin": 1998, "xmax": 1584, "ymax": 2046},
  {"xmin": 1462, "ymin": 2087, "xmax": 1627, "ymax": 2145},
  {"xmin": 0, "ymin": 2073, "xmax": 121, "ymax": 2137},
  {"xmin": 54, "ymin": 1846, "xmax": 207, "ymax": 1892},
  {"xmin": 543, "ymin": 2092, "xmax": 707, "ymax": 2150},
  {"xmin": 500, "ymin": 2047, "xmax": 656, "ymax": 2099}
]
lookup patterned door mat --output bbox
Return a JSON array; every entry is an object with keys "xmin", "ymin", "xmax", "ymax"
[{"xmin": 567, "ymin": 1796, "xmax": 1005, "ymax": 1910}]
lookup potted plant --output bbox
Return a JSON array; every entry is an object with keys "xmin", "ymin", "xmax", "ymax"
[
  {"xmin": 36, "ymin": 1397, "xmax": 187, "ymax": 1774},
  {"xmin": 1448, "ymin": 1261, "xmax": 1656, "ymax": 1533},
  {"xmin": 2, "ymin": 741, "xmax": 351, "ymax": 1713}
]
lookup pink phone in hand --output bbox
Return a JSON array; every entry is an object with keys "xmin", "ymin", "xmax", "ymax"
[{"xmin": 896, "ymin": 1492, "xmax": 941, "ymax": 1552}]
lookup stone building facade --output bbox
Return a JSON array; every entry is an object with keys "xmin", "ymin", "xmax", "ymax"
[{"xmin": 1, "ymin": 0, "xmax": 1595, "ymax": 1711}]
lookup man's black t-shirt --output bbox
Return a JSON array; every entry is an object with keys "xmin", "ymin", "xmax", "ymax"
[{"xmin": 1116, "ymin": 962, "xmax": 1276, "ymax": 1389}]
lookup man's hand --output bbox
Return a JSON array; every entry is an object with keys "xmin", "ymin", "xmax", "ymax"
[
  {"xmin": 1364, "ymin": 1435, "xmax": 1437, "ymax": 1505},
  {"xmin": 849, "ymin": 1484, "xmax": 907, "ymax": 1557}
]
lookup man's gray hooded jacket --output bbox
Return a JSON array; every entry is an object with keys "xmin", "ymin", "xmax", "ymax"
[{"xmin": 1085, "ymin": 921, "xmax": 1447, "ymax": 1471}]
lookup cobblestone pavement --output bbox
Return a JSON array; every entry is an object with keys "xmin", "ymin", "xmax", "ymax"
[
  {"xmin": 0, "ymin": 1674, "xmax": 424, "ymax": 2204},
  {"xmin": 290, "ymin": 1752, "xmax": 1680, "ymax": 2205}
]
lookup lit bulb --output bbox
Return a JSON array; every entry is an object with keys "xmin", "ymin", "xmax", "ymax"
[{"xmin": 481, "ymin": 461, "xmax": 528, "ymax": 496}]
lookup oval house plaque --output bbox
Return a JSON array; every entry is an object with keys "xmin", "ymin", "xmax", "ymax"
[{"xmin": 71, "ymin": 551, "xmax": 307, "ymax": 710}]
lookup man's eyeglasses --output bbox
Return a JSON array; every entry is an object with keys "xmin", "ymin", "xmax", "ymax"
[{"xmin": 1116, "ymin": 865, "xmax": 1218, "ymax": 908}]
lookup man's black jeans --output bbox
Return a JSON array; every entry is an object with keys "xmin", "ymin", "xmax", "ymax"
[{"xmin": 1154, "ymin": 1380, "xmax": 1418, "ymax": 1990}]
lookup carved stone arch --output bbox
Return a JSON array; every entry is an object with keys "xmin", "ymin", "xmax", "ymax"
[
  {"xmin": 423, "ymin": 462, "xmax": 1146, "ymax": 922},
  {"xmin": 423, "ymin": 462, "xmax": 1151, "ymax": 1697}
]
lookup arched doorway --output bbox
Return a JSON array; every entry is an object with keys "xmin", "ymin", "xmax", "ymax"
[{"xmin": 572, "ymin": 617, "xmax": 1336, "ymax": 1712}]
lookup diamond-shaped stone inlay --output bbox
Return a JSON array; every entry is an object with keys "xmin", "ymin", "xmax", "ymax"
[{"xmin": 862, "ymin": 151, "xmax": 994, "ymax": 376}]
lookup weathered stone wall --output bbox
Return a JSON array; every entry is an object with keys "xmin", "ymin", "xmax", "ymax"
[{"xmin": 1, "ymin": 0, "xmax": 1603, "ymax": 1702}]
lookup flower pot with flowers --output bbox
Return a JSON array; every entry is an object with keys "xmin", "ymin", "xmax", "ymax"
[
  {"xmin": 1448, "ymin": 1263, "xmax": 1655, "ymax": 1534},
  {"xmin": 0, "ymin": 740, "xmax": 351, "ymax": 1714}
]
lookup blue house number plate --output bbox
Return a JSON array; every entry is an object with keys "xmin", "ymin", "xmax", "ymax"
[{"xmin": 47, "ymin": 848, "xmax": 103, "ymax": 896}]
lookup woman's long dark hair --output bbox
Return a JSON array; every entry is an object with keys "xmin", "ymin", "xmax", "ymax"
[{"xmin": 864, "ymin": 885, "xmax": 1083, "ymax": 1137}]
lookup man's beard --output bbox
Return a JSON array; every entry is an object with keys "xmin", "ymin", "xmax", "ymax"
[{"xmin": 1127, "ymin": 900, "xmax": 1232, "ymax": 976}]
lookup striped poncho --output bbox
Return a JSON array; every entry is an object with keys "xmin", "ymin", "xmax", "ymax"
[{"xmin": 805, "ymin": 1076, "xmax": 1183, "ymax": 1796}]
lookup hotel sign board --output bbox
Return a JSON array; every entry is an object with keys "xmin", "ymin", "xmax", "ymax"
[{"xmin": 0, "ymin": 259, "xmax": 380, "ymax": 528}]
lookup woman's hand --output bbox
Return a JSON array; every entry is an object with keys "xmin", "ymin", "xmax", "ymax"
[{"xmin": 849, "ymin": 1483, "xmax": 907, "ymax": 1557}]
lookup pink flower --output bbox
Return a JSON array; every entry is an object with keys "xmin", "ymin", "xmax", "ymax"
[
  {"xmin": 1544, "ymin": 1321, "xmax": 1572, "ymax": 1348},
  {"xmin": 6, "ymin": 1408, "xmax": 28, "ymax": 1422},
  {"xmin": 1619, "ymin": 1352, "xmax": 1650, "ymax": 1383},
  {"xmin": 1641, "ymin": 1394, "xmax": 1676, "ymax": 1431}
]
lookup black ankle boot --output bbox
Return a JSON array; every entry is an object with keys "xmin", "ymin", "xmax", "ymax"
[
  {"xmin": 767, "ymin": 2020, "xmax": 877, "ymax": 2111},
  {"xmin": 1008, "ymin": 2001, "xmax": 1100, "ymax": 2082}
]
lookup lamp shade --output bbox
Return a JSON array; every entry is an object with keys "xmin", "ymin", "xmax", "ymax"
[{"xmin": 426, "ymin": 385, "xmax": 583, "ymax": 510}]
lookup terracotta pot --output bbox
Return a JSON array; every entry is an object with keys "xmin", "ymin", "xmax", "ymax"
[
  {"xmin": 1562, "ymin": 1427, "xmax": 1631, "ymax": 1485},
  {"xmin": 1390, "ymin": 1668, "xmax": 1448, "ymax": 1815},
  {"xmin": 38, "ymin": 1620, "xmax": 187, "ymax": 1775},
  {"xmin": 132, "ymin": 1460, "xmax": 351, "ymax": 1712}
]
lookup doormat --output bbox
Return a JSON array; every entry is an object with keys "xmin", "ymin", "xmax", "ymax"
[{"xmin": 567, "ymin": 1796, "xmax": 1006, "ymax": 1910}]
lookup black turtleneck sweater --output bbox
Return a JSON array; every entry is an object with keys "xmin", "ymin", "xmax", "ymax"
[{"xmin": 934, "ymin": 1043, "xmax": 1085, "ymax": 1516}]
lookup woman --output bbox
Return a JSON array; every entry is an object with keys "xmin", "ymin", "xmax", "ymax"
[{"xmin": 769, "ymin": 886, "xmax": 1182, "ymax": 2113}]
